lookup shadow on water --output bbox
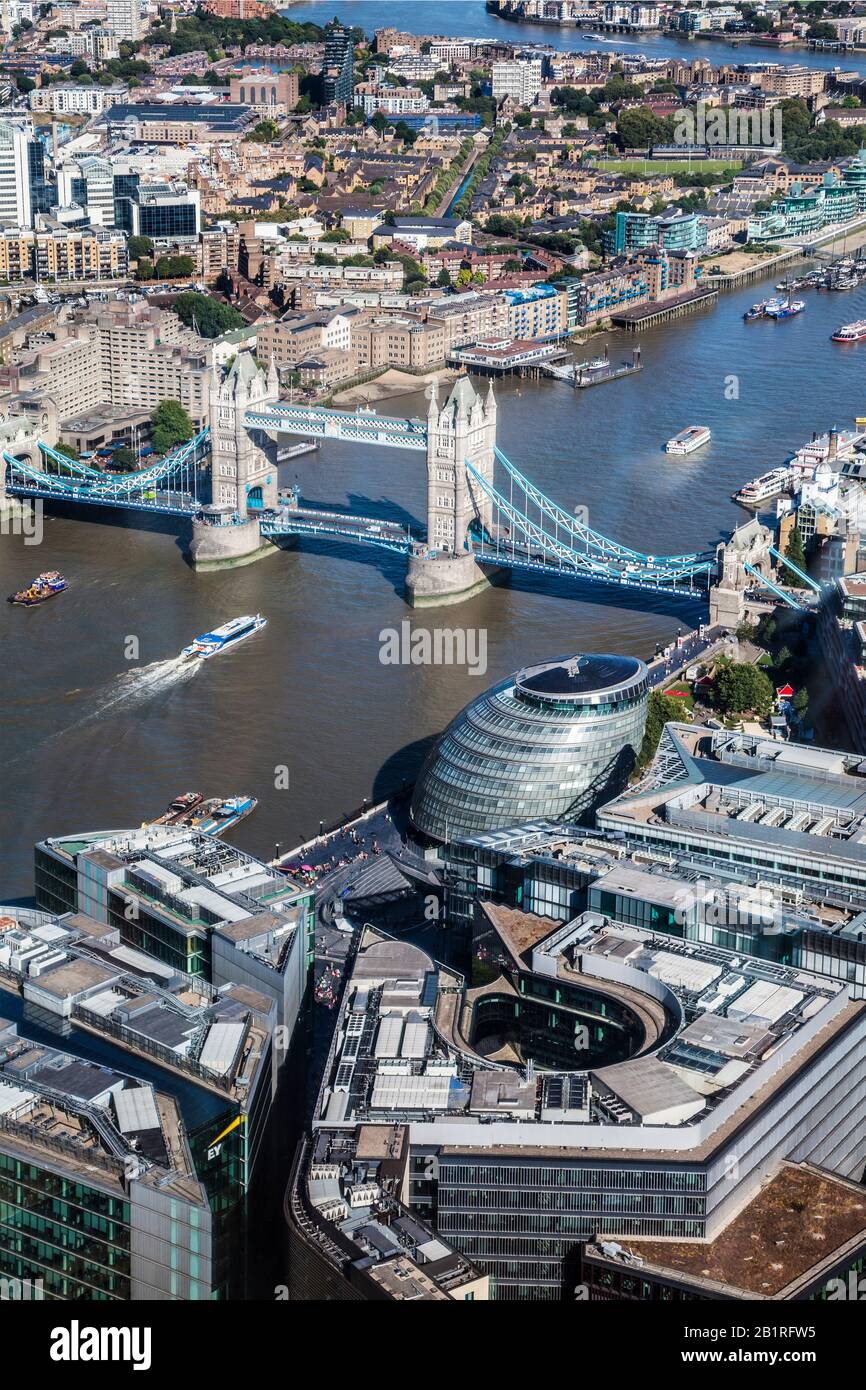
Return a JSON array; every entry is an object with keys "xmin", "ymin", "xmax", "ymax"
[
  {"xmin": 292, "ymin": 489, "xmax": 422, "ymax": 533},
  {"xmin": 269, "ymin": 533, "xmax": 411, "ymax": 599},
  {"xmin": 372, "ymin": 734, "xmax": 440, "ymax": 804},
  {"xmin": 491, "ymin": 565, "xmax": 709, "ymax": 626},
  {"xmin": 20, "ymin": 497, "xmax": 194, "ymax": 554}
]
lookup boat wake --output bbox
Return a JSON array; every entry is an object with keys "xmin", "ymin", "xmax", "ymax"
[
  {"xmin": 6, "ymin": 655, "xmax": 202, "ymax": 767},
  {"xmin": 81, "ymin": 655, "xmax": 202, "ymax": 724}
]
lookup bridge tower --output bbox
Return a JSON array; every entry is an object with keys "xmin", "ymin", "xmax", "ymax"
[
  {"xmin": 209, "ymin": 353, "xmax": 279, "ymax": 516},
  {"xmin": 406, "ymin": 375, "xmax": 501, "ymax": 607},
  {"xmin": 709, "ymin": 515, "xmax": 774, "ymax": 627},
  {"xmin": 189, "ymin": 353, "xmax": 280, "ymax": 570}
]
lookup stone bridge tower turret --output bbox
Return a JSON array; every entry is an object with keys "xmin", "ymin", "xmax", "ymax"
[
  {"xmin": 405, "ymin": 374, "xmax": 502, "ymax": 607},
  {"xmin": 189, "ymin": 352, "xmax": 280, "ymax": 570},
  {"xmin": 424, "ymin": 374, "xmax": 497, "ymax": 553},
  {"xmin": 208, "ymin": 353, "xmax": 279, "ymax": 517}
]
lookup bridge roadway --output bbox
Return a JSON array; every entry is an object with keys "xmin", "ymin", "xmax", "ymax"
[
  {"xmin": 244, "ymin": 403, "xmax": 428, "ymax": 451},
  {"xmin": 3, "ymin": 416, "xmax": 720, "ymax": 601},
  {"xmin": 260, "ymin": 504, "xmax": 414, "ymax": 555},
  {"xmin": 5, "ymin": 471, "xmax": 198, "ymax": 516}
]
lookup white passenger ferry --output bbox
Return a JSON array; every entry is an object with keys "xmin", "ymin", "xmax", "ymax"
[
  {"xmin": 181, "ymin": 614, "xmax": 267, "ymax": 661},
  {"xmin": 832, "ymin": 320, "xmax": 866, "ymax": 343},
  {"xmin": 733, "ymin": 468, "xmax": 791, "ymax": 507},
  {"xmin": 665, "ymin": 426, "xmax": 711, "ymax": 456}
]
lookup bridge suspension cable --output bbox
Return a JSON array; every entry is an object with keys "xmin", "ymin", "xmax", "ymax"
[
  {"xmin": 3, "ymin": 429, "xmax": 211, "ymax": 514},
  {"xmin": 466, "ymin": 451, "xmax": 714, "ymax": 592}
]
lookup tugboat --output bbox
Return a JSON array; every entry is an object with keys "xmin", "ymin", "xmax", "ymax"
[
  {"xmin": 7, "ymin": 571, "xmax": 67, "ymax": 606},
  {"xmin": 743, "ymin": 301, "xmax": 768, "ymax": 321}
]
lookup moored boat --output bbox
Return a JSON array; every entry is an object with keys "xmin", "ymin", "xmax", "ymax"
[
  {"xmin": 733, "ymin": 468, "xmax": 791, "ymax": 507},
  {"xmin": 212, "ymin": 795, "xmax": 257, "ymax": 821},
  {"xmin": 764, "ymin": 296, "xmax": 805, "ymax": 319},
  {"xmin": 151, "ymin": 791, "xmax": 204, "ymax": 825}
]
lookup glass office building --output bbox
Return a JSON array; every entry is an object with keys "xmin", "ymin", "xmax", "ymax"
[
  {"xmin": 410, "ymin": 654, "xmax": 649, "ymax": 841},
  {"xmin": 0, "ymin": 1150, "xmax": 132, "ymax": 1300},
  {"xmin": 115, "ymin": 184, "xmax": 200, "ymax": 241}
]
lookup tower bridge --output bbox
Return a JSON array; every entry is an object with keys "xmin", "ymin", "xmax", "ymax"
[{"xmin": 1, "ymin": 353, "xmax": 788, "ymax": 618}]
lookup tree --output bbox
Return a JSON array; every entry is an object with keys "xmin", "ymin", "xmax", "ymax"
[
  {"xmin": 128, "ymin": 235, "xmax": 154, "ymax": 260},
  {"xmin": 636, "ymin": 691, "xmax": 683, "ymax": 772},
  {"xmin": 111, "ymin": 446, "xmax": 137, "ymax": 471},
  {"xmin": 151, "ymin": 400, "xmax": 194, "ymax": 455},
  {"xmin": 617, "ymin": 106, "xmax": 671, "ymax": 151},
  {"xmin": 154, "ymin": 254, "xmax": 194, "ymax": 279},
  {"xmin": 782, "ymin": 526, "xmax": 808, "ymax": 587},
  {"xmin": 713, "ymin": 662, "xmax": 774, "ymax": 717},
  {"xmin": 50, "ymin": 443, "xmax": 80, "ymax": 476},
  {"xmin": 247, "ymin": 118, "xmax": 280, "ymax": 143},
  {"xmin": 775, "ymin": 645, "xmax": 793, "ymax": 672},
  {"xmin": 756, "ymin": 614, "xmax": 777, "ymax": 647},
  {"xmin": 435, "ymin": 267, "xmax": 451, "ymax": 287},
  {"xmin": 135, "ymin": 259, "xmax": 154, "ymax": 281},
  {"xmin": 171, "ymin": 293, "xmax": 244, "ymax": 339}
]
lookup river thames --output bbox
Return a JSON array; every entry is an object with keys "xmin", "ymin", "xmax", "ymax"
[
  {"xmin": 283, "ymin": 0, "xmax": 866, "ymax": 74},
  {"xmin": 4, "ymin": 259, "xmax": 866, "ymax": 898}
]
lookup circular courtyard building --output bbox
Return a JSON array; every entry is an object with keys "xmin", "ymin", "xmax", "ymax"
[{"xmin": 410, "ymin": 653, "xmax": 649, "ymax": 842}]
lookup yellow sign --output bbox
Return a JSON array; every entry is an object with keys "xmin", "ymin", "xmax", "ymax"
[{"xmin": 207, "ymin": 1114, "xmax": 245, "ymax": 1160}]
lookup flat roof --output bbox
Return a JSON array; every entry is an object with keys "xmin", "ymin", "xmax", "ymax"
[{"xmin": 596, "ymin": 1162, "xmax": 866, "ymax": 1297}]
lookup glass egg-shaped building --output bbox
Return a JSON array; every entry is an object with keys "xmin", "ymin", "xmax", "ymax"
[{"xmin": 410, "ymin": 653, "xmax": 649, "ymax": 842}]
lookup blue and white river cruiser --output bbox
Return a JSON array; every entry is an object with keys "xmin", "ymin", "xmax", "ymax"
[{"xmin": 181, "ymin": 614, "xmax": 267, "ymax": 661}]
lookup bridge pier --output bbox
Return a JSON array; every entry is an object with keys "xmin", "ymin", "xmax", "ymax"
[
  {"xmin": 188, "ymin": 513, "xmax": 279, "ymax": 571},
  {"xmin": 405, "ymin": 551, "xmax": 501, "ymax": 607}
]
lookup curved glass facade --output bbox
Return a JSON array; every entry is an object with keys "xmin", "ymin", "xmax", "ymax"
[{"xmin": 410, "ymin": 653, "xmax": 649, "ymax": 841}]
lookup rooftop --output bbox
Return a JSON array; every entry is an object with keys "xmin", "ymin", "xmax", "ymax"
[
  {"xmin": 313, "ymin": 916, "xmax": 852, "ymax": 1157},
  {"xmin": 588, "ymin": 1161, "xmax": 866, "ymax": 1298},
  {"xmin": 598, "ymin": 724, "xmax": 866, "ymax": 875},
  {"xmin": 0, "ymin": 905, "xmax": 274, "ymax": 1105},
  {"xmin": 515, "ymin": 653, "xmax": 646, "ymax": 703},
  {"xmin": 0, "ymin": 1021, "xmax": 204, "ymax": 1204}
]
